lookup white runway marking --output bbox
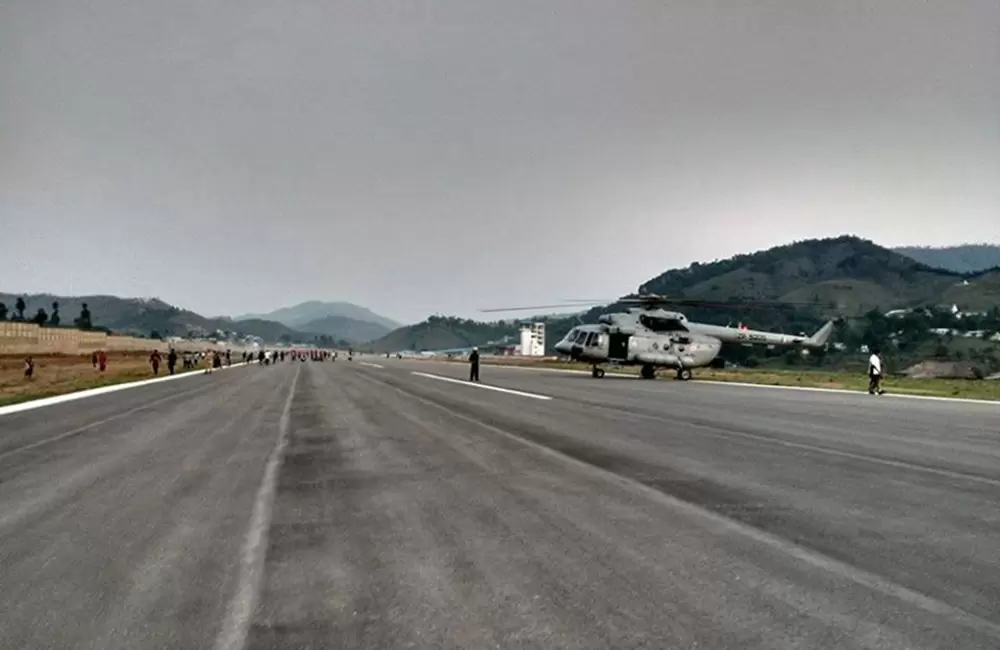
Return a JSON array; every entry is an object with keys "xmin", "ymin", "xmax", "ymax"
[
  {"xmin": 0, "ymin": 362, "xmax": 249, "ymax": 417},
  {"xmin": 214, "ymin": 365, "xmax": 300, "ymax": 650},
  {"xmin": 697, "ymin": 379, "xmax": 1000, "ymax": 406},
  {"xmin": 411, "ymin": 371, "xmax": 553, "ymax": 400},
  {"xmin": 0, "ymin": 384, "xmax": 207, "ymax": 460},
  {"xmin": 361, "ymin": 362, "xmax": 385, "ymax": 369},
  {"xmin": 413, "ymin": 361, "xmax": 1000, "ymax": 406}
]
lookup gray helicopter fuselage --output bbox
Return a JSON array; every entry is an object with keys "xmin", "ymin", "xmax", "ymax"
[
  {"xmin": 553, "ymin": 309, "xmax": 722, "ymax": 370},
  {"xmin": 553, "ymin": 308, "xmax": 833, "ymax": 371}
]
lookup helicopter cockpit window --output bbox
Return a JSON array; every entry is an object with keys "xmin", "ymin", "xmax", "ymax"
[
  {"xmin": 574, "ymin": 331, "xmax": 589, "ymax": 344},
  {"xmin": 585, "ymin": 332, "xmax": 598, "ymax": 346}
]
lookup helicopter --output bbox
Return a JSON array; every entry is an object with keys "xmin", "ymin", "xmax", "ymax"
[{"xmin": 481, "ymin": 293, "xmax": 836, "ymax": 380}]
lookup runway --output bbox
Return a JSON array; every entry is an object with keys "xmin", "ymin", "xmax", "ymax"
[{"xmin": 1, "ymin": 358, "xmax": 998, "ymax": 649}]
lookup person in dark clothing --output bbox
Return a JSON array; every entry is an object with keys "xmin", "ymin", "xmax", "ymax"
[
  {"xmin": 469, "ymin": 347, "xmax": 480, "ymax": 382},
  {"xmin": 167, "ymin": 349, "xmax": 178, "ymax": 375},
  {"xmin": 226, "ymin": 349, "xmax": 232, "ymax": 366},
  {"xmin": 24, "ymin": 356, "xmax": 34, "ymax": 379},
  {"xmin": 149, "ymin": 350, "xmax": 161, "ymax": 376}
]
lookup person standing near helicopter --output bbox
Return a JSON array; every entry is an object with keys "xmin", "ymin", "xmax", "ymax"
[{"xmin": 469, "ymin": 346, "xmax": 480, "ymax": 382}]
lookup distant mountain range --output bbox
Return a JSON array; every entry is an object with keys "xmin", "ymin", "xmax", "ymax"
[
  {"xmin": 367, "ymin": 236, "xmax": 1000, "ymax": 353},
  {"xmin": 0, "ymin": 293, "xmax": 312, "ymax": 342},
  {"xmin": 0, "ymin": 294, "xmax": 398, "ymax": 345},
  {"xmin": 5, "ymin": 239, "xmax": 997, "ymax": 351},
  {"xmin": 892, "ymin": 244, "xmax": 1000, "ymax": 274},
  {"xmin": 234, "ymin": 301, "xmax": 401, "ymax": 342}
]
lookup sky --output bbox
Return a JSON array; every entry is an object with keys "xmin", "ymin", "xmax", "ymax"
[{"xmin": 2, "ymin": 1, "xmax": 998, "ymax": 324}]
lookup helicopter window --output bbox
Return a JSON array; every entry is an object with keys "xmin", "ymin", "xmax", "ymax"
[
  {"xmin": 574, "ymin": 331, "xmax": 588, "ymax": 344},
  {"xmin": 642, "ymin": 316, "xmax": 689, "ymax": 332},
  {"xmin": 585, "ymin": 332, "xmax": 598, "ymax": 346}
]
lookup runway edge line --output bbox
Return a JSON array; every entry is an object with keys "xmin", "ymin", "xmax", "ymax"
[{"xmin": 0, "ymin": 362, "xmax": 250, "ymax": 417}]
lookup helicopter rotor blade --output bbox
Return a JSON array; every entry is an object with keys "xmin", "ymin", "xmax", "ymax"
[
  {"xmin": 481, "ymin": 292, "xmax": 841, "ymax": 314},
  {"xmin": 478, "ymin": 301, "xmax": 601, "ymax": 313},
  {"xmin": 617, "ymin": 293, "xmax": 828, "ymax": 310}
]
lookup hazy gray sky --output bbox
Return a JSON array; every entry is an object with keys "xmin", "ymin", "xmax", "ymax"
[{"xmin": 2, "ymin": 1, "xmax": 998, "ymax": 323}]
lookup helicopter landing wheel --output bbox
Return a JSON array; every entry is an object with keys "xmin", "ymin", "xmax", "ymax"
[
  {"xmin": 592, "ymin": 366, "xmax": 605, "ymax": 378},
  {"xmin": 641, "ymin": 364, "xmax": 656, "ymax": 380},
  {"xmin": 676, "ymin": 368, "xmax": 692, "ymax": 381}
]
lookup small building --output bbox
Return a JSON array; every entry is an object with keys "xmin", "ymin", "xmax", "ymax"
[{"xmin": 519, "ymin": 322, "xmax": 545, "ymax": 356}]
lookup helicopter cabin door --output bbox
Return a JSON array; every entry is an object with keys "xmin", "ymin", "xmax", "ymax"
[{"xmin": 608, "ymin": 333, "xmax": 630, "ymax": 360}]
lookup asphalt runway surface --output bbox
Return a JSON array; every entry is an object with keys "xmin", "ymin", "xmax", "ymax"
[{"xmin": 1, "ymin": 358, "xmax": 998, "ymax": 649}]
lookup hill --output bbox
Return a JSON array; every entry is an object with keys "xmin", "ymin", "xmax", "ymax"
[
  {"xmin": 367, "ymin": 316, "xmax": 520, "ymax": 353},
  {"xmin": 0, "ymin": 293, "xmax": 315, "ymax": 343},
  {"xmin": 295, "ymin": 314, "xmax": 394, "ymax": 343},
  {"xmin": 892, "ymin": 244, "xmax": 1000, "ymax": 274},
  {"xmin": 367, "ymin": 236, "xmax": 1000, "ymax": 353},
  {"xmin": 636, "ymin": 235, "xmax": 978, "ymax": 315},
  {"xmin": 236, "ymin": 301, "xmax": 400, "ymax": 332}
]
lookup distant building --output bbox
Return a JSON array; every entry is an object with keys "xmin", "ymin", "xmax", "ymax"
[{"xmin": 519, "ymin": 322, "xmax": 545, "ymax": 356}]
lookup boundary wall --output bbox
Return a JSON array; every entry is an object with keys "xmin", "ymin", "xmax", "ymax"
[{"xmin": 0, "ymin": 322, "xmax": 230, "ymax": 355}]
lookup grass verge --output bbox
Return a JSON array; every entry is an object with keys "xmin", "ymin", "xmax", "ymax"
[{"xmin": 0, "ymin": 353, "xmax": 201, "ymax": 408}]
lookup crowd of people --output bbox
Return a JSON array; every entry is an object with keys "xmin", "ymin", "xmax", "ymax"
[
  {"xmin": 17, "ymin": 346, "xmax": 350, "ymax": 384},
  {"xmin": 151, "ymin": 347, "xmax": 345, "ymax": 376}
]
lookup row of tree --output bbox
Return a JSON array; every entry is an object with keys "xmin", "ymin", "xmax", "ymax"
[{"xmin": 0, "ymin": 297, "xmax": 93, "ymax": 329}]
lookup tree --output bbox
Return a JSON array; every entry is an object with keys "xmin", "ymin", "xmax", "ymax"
[
  {"xmin": 151, "ymin": 330, "xmax": 162, "ymax": 340},
  {"xmin": 49, "ymin": 301, "xmax": 60, "ymax": 326},
  {"xmin": 75, "ymin": 303, "xmax": 92, "ymax": 330},
  {"xmin": 0, "ymin": 302, "xmax": 7, "ymax": 321},
  {"xmin": 15, "ymin": 296, "xmax": 26, "ymax": 320},
  {"xmin": 32, "ymin": 308, "xmax": 48, "ymax": 325}
]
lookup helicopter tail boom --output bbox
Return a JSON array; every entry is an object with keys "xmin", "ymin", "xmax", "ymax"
[
  {"xmin": 701, "ymin": 319, "xmax": 836, "ymax": 348},
  {"xmin": 804, "ymin": 320, "xmax": 835, "ymax": 347}
]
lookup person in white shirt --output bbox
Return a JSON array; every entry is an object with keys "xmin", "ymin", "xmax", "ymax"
[{"xmin": 868, "ymin": 349, "xmax": 884, "ymax": 394}]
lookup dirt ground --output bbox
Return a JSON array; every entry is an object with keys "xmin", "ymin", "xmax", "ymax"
[{"xmin": 0, "ymin": 351, "xmax": 190, "ymax": 407}]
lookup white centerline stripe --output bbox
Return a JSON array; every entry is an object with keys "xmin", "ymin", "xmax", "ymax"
[
  {"xmin": 411, "ymin": 371, "xmax": 553, "ymax": 400},
  {"xmin": 361, "ymin": 362, "xmax": 385, "ymax": 369},
  {"xmin": 214, "ymin": 364, "xmax": 300, "ymax": 650}
]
